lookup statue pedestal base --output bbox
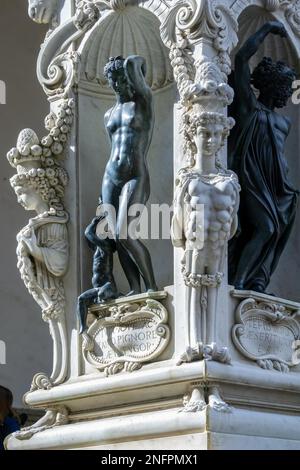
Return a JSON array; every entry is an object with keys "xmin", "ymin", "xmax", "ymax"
[{"xmin": 6, "ymin": 289, "xmax": 300, "ymax": 450}]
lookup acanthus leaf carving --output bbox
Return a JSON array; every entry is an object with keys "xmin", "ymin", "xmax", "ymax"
[
  {"xmin": 161, "ymin": 1, "xmax": 238, "ymax": 108},
  {"xmin": 160, "ymin": 0, "xmax": 238, "ymax": 53}
]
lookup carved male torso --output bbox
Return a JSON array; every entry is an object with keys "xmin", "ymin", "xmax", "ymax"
[{"xmin": 185, "ymin": 174, "xmax": 239, "ymax": 261}]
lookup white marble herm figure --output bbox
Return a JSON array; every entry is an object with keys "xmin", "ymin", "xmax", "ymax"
[
  {"xmin": 7, "ymin": 126, "xmax": 69, "ymax": 390},
  {"xmin": 172, "ymin": 112, "xmax": 240, "ymax": 364}
]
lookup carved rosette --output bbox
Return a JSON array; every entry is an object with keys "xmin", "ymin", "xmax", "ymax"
[
  {"xmin": 82, "ymin": 294, "xmax": 170, "ymax": 376},
  {"xmin": 232, "ymin": 296, "xmax": 300, "ymax": 373}
]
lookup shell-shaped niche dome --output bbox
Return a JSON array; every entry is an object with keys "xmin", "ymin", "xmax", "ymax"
[
  {"xmin": 231, "ymin": 6, "xmax": 298, "ymax": 72},
  {"xmin": 80, "ymin": 5, "xmax": 173, "ymax": 91}
]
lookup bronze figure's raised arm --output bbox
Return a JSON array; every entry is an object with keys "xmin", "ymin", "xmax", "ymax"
[{"xmin": 78, "ymin": 56, "xmax": 158, "ymax": 333}]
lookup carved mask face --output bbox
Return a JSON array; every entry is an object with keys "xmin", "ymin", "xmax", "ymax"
[
  {"xmin": 28, "ymin": 0, "xmax": 58, "ymax": 24},
  {"xmin": 15, "ymin": 185, "xmax": 42, "ymax": 212},
  {"xmin": 195, "ymin": 124, "xmax": 224, "ymax": 157}
]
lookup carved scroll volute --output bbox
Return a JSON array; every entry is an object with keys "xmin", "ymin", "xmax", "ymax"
[
  {"xmin": 160, "ymin": 0, "xmax": 238, "ymax": 109},
  {"xmin": 35, "ymin": 1, "xmax": 101, "ymax": 99}
]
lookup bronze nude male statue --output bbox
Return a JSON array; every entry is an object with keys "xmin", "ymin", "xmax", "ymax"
[
  {"xmin": 78, "ymin": 56, "xmax": 158, "ymax": 333},
  {"xmin": 229, "ymin": 21, "xmax": 299, "ymax": 294}
]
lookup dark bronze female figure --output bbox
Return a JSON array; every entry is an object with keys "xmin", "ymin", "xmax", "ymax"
[{"xmin": 229, "ymin": 21, "xmax": 298, "ymax": 293}]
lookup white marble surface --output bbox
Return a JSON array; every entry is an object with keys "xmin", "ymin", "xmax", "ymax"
[{"xmin": 0, "ymin": 0, "xmax": 51, "ymax": 407}]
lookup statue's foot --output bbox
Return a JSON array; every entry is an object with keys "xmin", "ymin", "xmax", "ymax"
[
  {"xmin": 78, "ymin": 309, "xmax": 88, "ymax": 335},
  {"xmin": 234, "ymin": 284, "xmax": 246, "ymax": 291},
  {"xmin": 248, "ymin": 283, "xmax": 273, "ymax": 295},
  {"xmin": 126, "ymin": 290, "xmax": 141, "ymax": 297},
  {"xmin": 98, "ymin": 282, "xmax": 118, "ymax": 302},
  {"xmin": 146, "ymin": 285, "xmax": 158, "ymax": 293},
  {"xmin": 79, "ymin": 322, "xmax": 85, "ymax": 335}
]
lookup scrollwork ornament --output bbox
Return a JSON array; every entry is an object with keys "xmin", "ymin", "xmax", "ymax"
[
  {"xmin": 232, "ymin": 296, "xmax": 300, "ymax": 373},
  {"xmin": 82, "ymin": 294, "xmax": 170, "ymax": 375},
  {"xmin": 282, "ymin": 0, "xmax": 300, "ymax": 37},
  {"xmin": 161, "ymin": 1, "xmax": 238, "ymax": 108},
  {"xmin": 75, "ymin": 0, "xmax": 101, "ymax": 30}
]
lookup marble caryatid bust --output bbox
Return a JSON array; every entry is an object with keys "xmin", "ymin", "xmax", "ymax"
[
  {"xmin": 172, "ymin": 111, "xmax": 239, "ymax": 277},
  {"xmin": 172, "ymin": 111, "xmax": 240, "ymax": 363},
  {"xmin": 7, "ymin": 128, "xmax": 69, "ymax": 320},
  {"xmin": 229, "ymin": 21, "xmax": 298, "ymax": 294}
]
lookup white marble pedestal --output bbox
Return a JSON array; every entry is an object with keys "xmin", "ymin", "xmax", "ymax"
[{"xmin": 6, "ymin": 288, "xmax": 300, "ymax": 450}]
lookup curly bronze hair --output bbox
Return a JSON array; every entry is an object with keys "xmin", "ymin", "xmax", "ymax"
[
  {"xmin": 251, "ymin": 57, "xmax": 296, "ymax": 108},
  {"xmin": 104, "ymin": 56, "xmax": 125, "ymax": 79}
]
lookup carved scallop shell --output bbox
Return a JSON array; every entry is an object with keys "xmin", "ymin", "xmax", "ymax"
[
  {"xmin": 80, "ymin": 6, "xmax": 173, "ymax": 90},
  {"xmin": 232, "ymin": 6, "xmax": 297, "ymax": 70}
]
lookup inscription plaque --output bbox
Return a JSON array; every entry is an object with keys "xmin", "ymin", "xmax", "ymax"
[
  {"xmin": 232, "ymin": 297, "xmax": 300, "ymax": 372},
  {"xmin": 82, "ymin": 292, "xmax": 170, "ymax": 376}
]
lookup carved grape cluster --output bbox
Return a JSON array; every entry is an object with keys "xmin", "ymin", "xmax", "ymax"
[
  {"xmin": 169, "ymin": 41, "xmax": 196, "ymax": 105},
  {"xmin": 7, "ymin": 98, "xmax": 74, "ymax": 214}
]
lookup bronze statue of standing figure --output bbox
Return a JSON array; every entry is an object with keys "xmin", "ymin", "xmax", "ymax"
[
  {"xmin": 78, "ymin": 56, "xmax": 158, "ymax": 333},
  {"xmin": 229, "ymin": 21, "xmax": 299, "ymax": 294}
]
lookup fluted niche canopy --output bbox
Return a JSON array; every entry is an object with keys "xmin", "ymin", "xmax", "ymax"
[
  {"xmin": 79, "ymin": 5, "xmax": 173, "ymax": 92},
  {"xmin": 232, "ymin": 5, "xmax": 298, "ymax": 71}
]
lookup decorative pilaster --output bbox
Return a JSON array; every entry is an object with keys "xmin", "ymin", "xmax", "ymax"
[{"xmin": 161, "ymin": 0, "xmax": 240, "ymax": 365}]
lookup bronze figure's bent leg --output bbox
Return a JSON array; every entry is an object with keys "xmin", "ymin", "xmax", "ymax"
[
  {"xmin": 77, "ymin": 288, "xmax": 99, "ymax": 334},
  {"xmin": 117, "ymin": 177, "xmax": 158, "ymax": 292},
  {"xmin": 102, "ymin": 175, "xmax": 142, "ymax": 295}
]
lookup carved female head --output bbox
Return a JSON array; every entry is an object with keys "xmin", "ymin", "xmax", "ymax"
[
  {"xmin": 252, "ymin": 57, "xmax": 296, "ymax": 108},
  {"xmin": 187, "ymin": 112, "xmax": 235, "ymax": 166},
  {"xmin": 10, "ymin": 164, "xmax": 67, "ymax": 215},
  {"xmin": 104, "ymin": 56, "xmax": 132, "ymax": 98}
]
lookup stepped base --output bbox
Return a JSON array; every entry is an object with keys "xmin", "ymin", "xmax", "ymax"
[{"xmin": 6, "ymin": 405, "xmax": 300, "ymax": 450}]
